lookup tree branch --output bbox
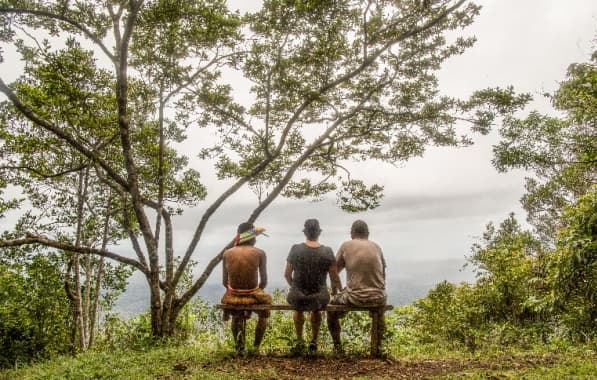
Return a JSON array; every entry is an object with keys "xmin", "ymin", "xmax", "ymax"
[
  {"xmin": 164, "ymin": 50, "xmax": 243, "ymax": 104},
  {"xmin": 0, "ymin": 78, "xmax": 130, "ymax": 191},
  {"xmin": 0, "ymin": 163, "xmax": 88, "ymax": 178},
  {"xmin": 0, "ymin": 234, "xmax": 148, "ymax": 274},
  {"xmin": 271, "ymin": 0, "xmax": 464, "ymax": 160},
  {"xmin": 112, "ymin": 0, "xmax": 158, "ymax": 274},
  {"xmin": 0, "ymin": 7, "xmax": 115, "ymax": 61}
]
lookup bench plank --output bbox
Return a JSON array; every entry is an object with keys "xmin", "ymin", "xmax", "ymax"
[{"xmin": 216, "ymin": 303, "xmax": 393, "ymax": 312}]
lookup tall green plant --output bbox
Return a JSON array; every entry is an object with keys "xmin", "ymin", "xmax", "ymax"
[
  {"xmin": 0, "ymin": 249, "xmax": 70, "ymax": 368},
  {"xmin": 468, "ymin": 214, "xmax": 546, "ymax": 325},
  {"xmin": 549, "ymin": 186, "xmax": 597, "ymax": 341}
]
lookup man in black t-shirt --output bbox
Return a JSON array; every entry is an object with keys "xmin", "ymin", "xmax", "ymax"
[{"xmin": 284, "ymin": 219, "xmax": 342, "ymax": 353}]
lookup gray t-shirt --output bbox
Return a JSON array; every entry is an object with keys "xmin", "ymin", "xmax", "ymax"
[{"xmin": 336, "ymin": 238, "xmax": 386, "ymax": 304}]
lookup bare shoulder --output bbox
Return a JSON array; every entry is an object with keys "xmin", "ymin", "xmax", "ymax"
[
  {"xmin": 222, "ymin": 246, "xmax": 238, "ymax": 260},
  {"xmin": 338, "ymin": 240, "xmax": 350, "ymax": 250}
]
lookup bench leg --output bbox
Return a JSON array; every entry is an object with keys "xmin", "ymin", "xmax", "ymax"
[{"xmin": 369, "ymin": 308, "xmax": 385, "ymax": 357}]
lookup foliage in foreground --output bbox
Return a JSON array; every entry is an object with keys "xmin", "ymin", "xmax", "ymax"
[
  {"xmin": 0, "ymin": 327, "xmax": 594, "ymax": 380},
  {"xmin": 1, "ymin": 184, "xmax": 594, "ymax": 368},
  {"xmin": 0, "ymin": 253, "xmax": 70, "ymax": 368},
  {"xmin": 0, "ymin": 243, "xmax": 130, "ymax": 367},
  {"xmin": 1, "ymin": 277, "xmax": 595, "ymax": 378}
]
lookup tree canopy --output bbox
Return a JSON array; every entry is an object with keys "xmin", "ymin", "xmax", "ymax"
[
  {"xmin": 493, "ymin": 52, "xmax": 597, "ymax": 242},
  {"xmin": 0, "ymin": 0, "xmax": 529, "ymax": 336}
]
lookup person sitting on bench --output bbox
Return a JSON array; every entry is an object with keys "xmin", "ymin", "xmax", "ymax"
[
  {"xmin": 284, "ymin": 219, "xmax": 342, "ymax": 354},
  {"xmin": 221, "ymin": 222, "xmax": 272, "ymax": 353},
  {"xmin": 327, "ymin": 219, "xmax": 387, "ymax": 353}
]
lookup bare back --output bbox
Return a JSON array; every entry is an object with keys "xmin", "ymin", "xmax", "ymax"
[{"xmin": 223, "ymin": 245, "xmax": 267, "ymax": 290}]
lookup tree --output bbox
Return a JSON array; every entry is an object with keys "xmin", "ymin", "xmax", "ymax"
[
  {"xmin": 0, "ymin": 43, "xmax": 133, "ymax": 352},
  {"xmin": 0, "ymin": 0, "xmax": 529, "ymax": 337},
  {"xmin": 549, "ymin": 185, "xmax": 597, "ymax": 341},
  {"xmin": 493, "ymin": 51, "xmax": 597, "ymax": 242}
]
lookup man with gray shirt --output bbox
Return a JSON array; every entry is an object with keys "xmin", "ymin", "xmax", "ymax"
[{"xmin": 327, "ymin": 219, "xmax": 387, "ymax": 352}]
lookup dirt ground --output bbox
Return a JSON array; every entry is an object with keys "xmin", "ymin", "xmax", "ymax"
[{"xmin": 201, "ymin": 355, "xmax": 558, "ymax": 379}]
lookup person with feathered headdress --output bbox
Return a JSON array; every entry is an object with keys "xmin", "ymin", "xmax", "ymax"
[{"xmin": 221, "ymin": 221, "xmax": 271, "ymax": 354}]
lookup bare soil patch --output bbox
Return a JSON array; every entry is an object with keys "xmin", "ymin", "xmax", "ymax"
[{"xmin": 198, "ymin": 354, "xmax": 558, "ymax": 379}]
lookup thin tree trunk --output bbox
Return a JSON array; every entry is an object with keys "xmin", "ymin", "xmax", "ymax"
[
  {"xmin": 88, "ymin": 256, "xmax": 104, "ymax": 347},
  {"xmin": 89, "ymin": 194, "xmax": 112, "ymax": 347},
  {"xmin": 71, "ymin": 168, "xmax": 90, "ymax": 352},
  {"xmin": 82, "ymin": 254, "xmax": 91, "ymax": 346},
  {"xmin": 73, "ymin": 252, "xmax": 86, "ymax": 351},
  {"xmin": 64, "ymin": 260, "xmax": 77, "ymax": 353}
]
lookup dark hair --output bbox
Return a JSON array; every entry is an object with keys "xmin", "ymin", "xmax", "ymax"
[
  {"xmin": 237, "ymin": 222, "xmax": 256, "ymax": 246},
  {"xmin": 303, "ymin": 219, "xmax": 322, "ymax": 241},
  {"xmin": 351, "ymin": 220, "xmax": 369, "ymax": 238},
  {"xmin": 237, "ymin": 222, "xmax": 254, "ymax": 234}
]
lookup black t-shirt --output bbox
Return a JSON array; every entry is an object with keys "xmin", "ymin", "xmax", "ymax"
[{"xmin": 287, "ymin": 243, "xmax": 335, "ymax": 293}]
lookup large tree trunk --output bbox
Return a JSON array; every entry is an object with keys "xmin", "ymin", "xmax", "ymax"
[
  {"xmin": 142, "ymin": 276, "xmax": 186, "ymax": 338},
  {"xmin": 148, "ymin": 273, "xmax": 163, "ymax": 336}
]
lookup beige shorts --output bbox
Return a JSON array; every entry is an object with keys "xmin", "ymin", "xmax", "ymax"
[{"xmin": 330, "ymin": 288, "xmax": 386, "ymax": 307}]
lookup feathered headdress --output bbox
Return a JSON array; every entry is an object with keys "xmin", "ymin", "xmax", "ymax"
[{"xmin": 234, "ymin": 226, "xmax": 268, "ymax": 245}]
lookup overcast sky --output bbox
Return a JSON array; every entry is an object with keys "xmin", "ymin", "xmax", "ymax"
[
  {"xmin": 189, "ymin": 0, "xmax": 597, "ymax": 288},
  {"xmin": 1, "ymin": 1, "xmax": 596, "ymax": 293}
]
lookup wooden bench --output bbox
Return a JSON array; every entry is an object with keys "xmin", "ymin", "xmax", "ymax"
[{"xmin": 217, "ymin": 303, "xmax": 393, "ymax": 357}]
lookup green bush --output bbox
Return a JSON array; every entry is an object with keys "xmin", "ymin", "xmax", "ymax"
[
  {"xmin": 0, "ymin": 255, "xmax": 71, "ymax": 368},
  {"xmin": 549, "ymin": 186, "xmax": 597, "ymax": 341},
  {"xmin": 94, "ymin": 313, "xmax": 155, "ymax": 351}
]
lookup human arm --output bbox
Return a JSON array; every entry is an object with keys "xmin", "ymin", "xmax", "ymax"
[
  {"xmin": 258, "ymin": 250, "xmax": 268, "ymax": 289},
  {"xmin": 284, "ymin": 262, "xmax": 293, "ymax": 287},
  {"xmin": 328, "ymin": 263, "xmax": 342, "ymax": 295},
  {"xmin": 379, "ymin": 248, "xmax": 387, "ymax": 280},
  {"xmin": 336, "ymin": 245, "xmax": 345, "ymax": 274},
  {"xmin": 222, "ymin": 253, "xmax": 228, "ymax": 288}
]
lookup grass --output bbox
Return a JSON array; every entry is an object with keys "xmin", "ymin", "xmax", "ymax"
[
  {"xmin": 1, "ymin": 340, "xmax": 595, "ymax": 380},
  {"xmin": 2, "ymin": 312, "xmax": 596, "ymax": 379},
  {"xmin": 0, "ymin": 345, "xmax": 232, "ymax": 380}
]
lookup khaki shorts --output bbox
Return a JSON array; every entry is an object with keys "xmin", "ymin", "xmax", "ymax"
[
  {"xmin": 330, "ymin": 290, "xmax": 352, "ymax": 306},
  {"xmin": 329, "ymin": 289, "xmax": 386, "ymax": 318}
]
